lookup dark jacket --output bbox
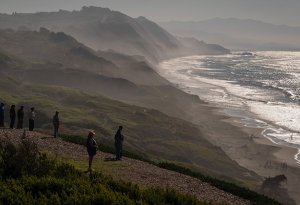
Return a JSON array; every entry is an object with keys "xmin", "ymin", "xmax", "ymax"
[
  {"xmin": 0, "ymin": 105, "xmax": 4, "ymax": 121},
  {"xmin": 17, "ymin": 109, "xmax": 24, "ymax": 120},
  {"xmin": 52, "ymin": 114, "xmax": 59, "ymax": 127},
  {"xmin": 10, "ymin": 108, "xmax": 16, "ymax": 119},
  {"xmin": 86, "ymin": 137, "xmax": 98, "ymax": 156},
  {"xmin": 114, "ymin": 130, "xmax": 124, "ymax": 144}
]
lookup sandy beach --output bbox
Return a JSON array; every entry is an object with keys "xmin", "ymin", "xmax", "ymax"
[
  {"xmin": 158, "ymin": 55, "xmax": 300, "ymax": 204},
  {"xmin": 181, "ymin": 97, "xmax": 300, "ymax": 204}
]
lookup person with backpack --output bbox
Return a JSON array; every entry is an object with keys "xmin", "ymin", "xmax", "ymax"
[
  {"xmin": 9, "ymin": 105, "xmax": 16, "ymax": 129},
  {"xmin": 86, "ymin": 130, "xmax": 98, "ymax": 172},
  {"xmin": 114, "ymin": 126, "xmax": 124, "ymax": 160},
  {"xmin": 17, "ymin": 106, "xmax": 24, "ymax": 129},
  {"xmin": 52, "ymin": 111, "xmax": 60, "ymax": 138}
]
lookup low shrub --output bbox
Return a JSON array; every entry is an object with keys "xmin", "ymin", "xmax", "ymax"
[
  {"xmin": 61, "ymin": 134, "xmax": 281, "ymax": 205},
  {"xmin": 0, "ymin": 139, "xmax": 210, "ymax": 205},
  {"xmin": 0, "ymin": 139, "xmax": 55, "ymax": 179},
  {"xmin": 157, "ymin": 163, "xmax": 280, "ymax": 205}
]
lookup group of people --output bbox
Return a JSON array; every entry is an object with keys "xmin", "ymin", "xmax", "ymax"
[
  {"xmin": 1, "ymin": 101, "xmax": 122, "ymax": 173},
  {"xmin": 0, "ymin": 103, "xmax": 35, "ymax": 130},
  {"xmin": 86, "ymin": 126, "xmax": 124, "ymax": 172},
  {"xmin": 0, "ymin": 102, "xmax": 60, "ymax": 138}
]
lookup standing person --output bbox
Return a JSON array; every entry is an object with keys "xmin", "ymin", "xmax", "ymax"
[
  {"xmin": 28, "ymin": 107, "xmax": 35, "ymax": 131},
  {"xmin": 0, "ymin": 103, "xmax": 4, "ymax": 127},
  {"xmin": 52, "ymin": 111, "xmax": 60, "ymax": 138},
  {"xmin": 86, "ymin": 130, "xmax": 98, "ymax": 172},
  {"xmin": 114, "ymin": 126, "xmax": 124, "ymax": 160},
  {"xmin": 9, "ymin": 105, "xmax": 16, "ymax": 129},
  {"xmin": 17, "ymin": 106, "xmax": 24, "ymax": 129}
]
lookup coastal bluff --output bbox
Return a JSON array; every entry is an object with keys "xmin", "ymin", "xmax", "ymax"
[{"xmin": 0, "ymin": 129, "xmax": 250, "ymax": 205}]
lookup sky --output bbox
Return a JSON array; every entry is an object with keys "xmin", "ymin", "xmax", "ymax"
[{"xmin": 1, "ymin": 0, "xmax": 300, "ymax": 27}]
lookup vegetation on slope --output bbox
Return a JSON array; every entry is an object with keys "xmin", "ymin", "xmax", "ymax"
[
  {"xmin": 60, "ymin": 134, "xmax": 280, "ymax": 205},
  {"xmin": 0, "ymin": 29, "xmax": 168, "ymax": 85},
  {"xmin": 0, "ymin": 77, "xmax": 259, "ymax": 185},
  {"xmin": 0, "ymin": 139, "xmax": 209, "ymax": 205}
]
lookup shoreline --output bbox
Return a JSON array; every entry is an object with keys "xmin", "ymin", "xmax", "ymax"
[
  {"xmin": 158, "ymin": 56, "xmax": 300, "ymax": 165},
  {"xmin": 158, "ymin": 54, "xmax": 300, "ymax": 148},
  {"xmin": 158, "ymin": 58, "xmax": 300, "ymax": 204},
  {"xmin": 226, "ymin": 116, "xmax": 300, "ymax": 204},
  {"xmin": 187, "ymin": 89, "xmax": 300, "ymax": 204}
]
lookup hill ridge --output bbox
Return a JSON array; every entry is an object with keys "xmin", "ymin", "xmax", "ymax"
[
  {"xmin": 0, "ymin": 6, "xmax": 230, "ymax": 63},
  {"xmin": 159, "ymin": 18, "xmax": 300, "ymax": 50}
]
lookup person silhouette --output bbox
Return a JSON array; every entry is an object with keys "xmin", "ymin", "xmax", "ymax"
[
  {"xmin": 17, "ymin": 106, "xmax": 24, "ymax": 129},
  {"xmin": 86, "ymin": 130, "xmax": 98, "ymax": 172},
  {"xmin": 28, "ymin": 107, "xmax": 35, "ymax": 131},
  {"xmin": 9, "ymin": 105, "xmax": 16, "ymax": 129},
  {"xmin": 52, "ymin": 111, "xmax": 60, "ymax": 138},
  {"xmin": 0, "ymin": 103, "xmax": 4, "ymax": 127},
  {"xmin": 114, "ymin": 126, "xmax": 124, "ymax": 160}
]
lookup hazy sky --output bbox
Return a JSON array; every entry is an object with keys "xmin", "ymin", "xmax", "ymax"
[{"xmin": 1, "ymin": 0, "xmax": 300, "ymax": 27}]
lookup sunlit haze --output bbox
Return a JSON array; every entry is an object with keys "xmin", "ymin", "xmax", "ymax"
[{"xmin": 0, "ymin": 0, "xmax": 300, "ymax": 26}]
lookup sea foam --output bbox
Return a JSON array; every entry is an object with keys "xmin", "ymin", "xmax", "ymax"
[{"xmin": 159, "ymin": 52, "xmax": 300, "ymax": 163}]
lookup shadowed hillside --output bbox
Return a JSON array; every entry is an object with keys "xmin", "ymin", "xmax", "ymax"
[
  {"xmin": 0, "ymin": 29, "xmax": 211, "ymax": 122},
  {"xmin": 0, "ymin": 6, "xmax": 230, "ymax": 63},
  {"xmin": 0, "ymin": 73, "xmax": 261, "ymax": 186},
  {"xmin": 0, "ymin": 14, "xmax": 294, "ymax": 205},
  {"xmin": 0, "ymin": 28, "xmax": 167, "ymax": 85}
]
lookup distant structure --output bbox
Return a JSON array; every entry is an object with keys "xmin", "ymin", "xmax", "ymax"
[{"xmin": 261, "ymin": 174, "xmax": 287, "ymax": 191}]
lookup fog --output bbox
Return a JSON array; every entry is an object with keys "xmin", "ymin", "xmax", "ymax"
[
  {"xmin": 0, "ymin": 1, "xmax": 300, "ymax": 204},
  {"xmin": 1, "ymin": 0, "xmax": 300, "ymax": 27}
]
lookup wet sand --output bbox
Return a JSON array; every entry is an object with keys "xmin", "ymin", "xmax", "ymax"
[
  {"xmin": 184, "ymin": 100, "xmax": 300, "ymax": 204},
  {"xmin": 158, "ymin": 59, "xmax": 300, "ymax": 204}
]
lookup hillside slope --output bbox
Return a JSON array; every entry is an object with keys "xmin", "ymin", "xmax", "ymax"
[
  {"xmin": 0, "ymin": 74, "xmax": 262, "ymax": 185},
  {"xmin": 0, "ymin": 30, "xmax": 214, "ymax": 122},
  {"xmin": 0, "ymin": 129, "xmax": 252, "ymax": 205},
  {"xmin": 0, "ymin": 28, "xmax": 167, "ymax": 86},
  {"xmin": 0, "ymin": 7, "xmax": 230, "ymax": 63},
  {"xmin": 159, "ymin": 18, "xmax": 300, "ymax": 50}
]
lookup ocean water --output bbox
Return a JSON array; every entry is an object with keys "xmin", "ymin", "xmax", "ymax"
[{"xmin": 159, "ymin": 51, "xmax": 300, "ymax": 163}]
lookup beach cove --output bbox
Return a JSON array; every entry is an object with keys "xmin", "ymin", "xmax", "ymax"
[{"xmin": 158, "ymin": 53, "xmax": 300, "ymax": 204}]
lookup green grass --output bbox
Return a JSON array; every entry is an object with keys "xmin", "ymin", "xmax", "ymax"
[
  {"xmin": 0, "ymin": 77, "xmax": 281, "ymax": 204},
  {"xmin": 0, "ymin": 77, "xmax": 260, "ymax": 186},
  {"xmin": 0, "ymin": 140, "xmax": 210, "ymax": 205},
  {"xmin": 60, "ymin": 134, "xmax": 280, "ymax": 205}
]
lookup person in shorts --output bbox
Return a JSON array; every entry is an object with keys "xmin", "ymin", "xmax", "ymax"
[{"xmin": 86, "ymin": 130, "xmax": 98, "ymax": 172}]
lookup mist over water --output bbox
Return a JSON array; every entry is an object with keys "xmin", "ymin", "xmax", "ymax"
[{"xmin": 159, "ymin": 51, "xmax": 300, "ymax": 162}]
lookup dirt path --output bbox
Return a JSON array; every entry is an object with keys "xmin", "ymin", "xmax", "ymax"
[{"xmin": 0, "ymin": 129, "xmax": 251, "ymax": 205}]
